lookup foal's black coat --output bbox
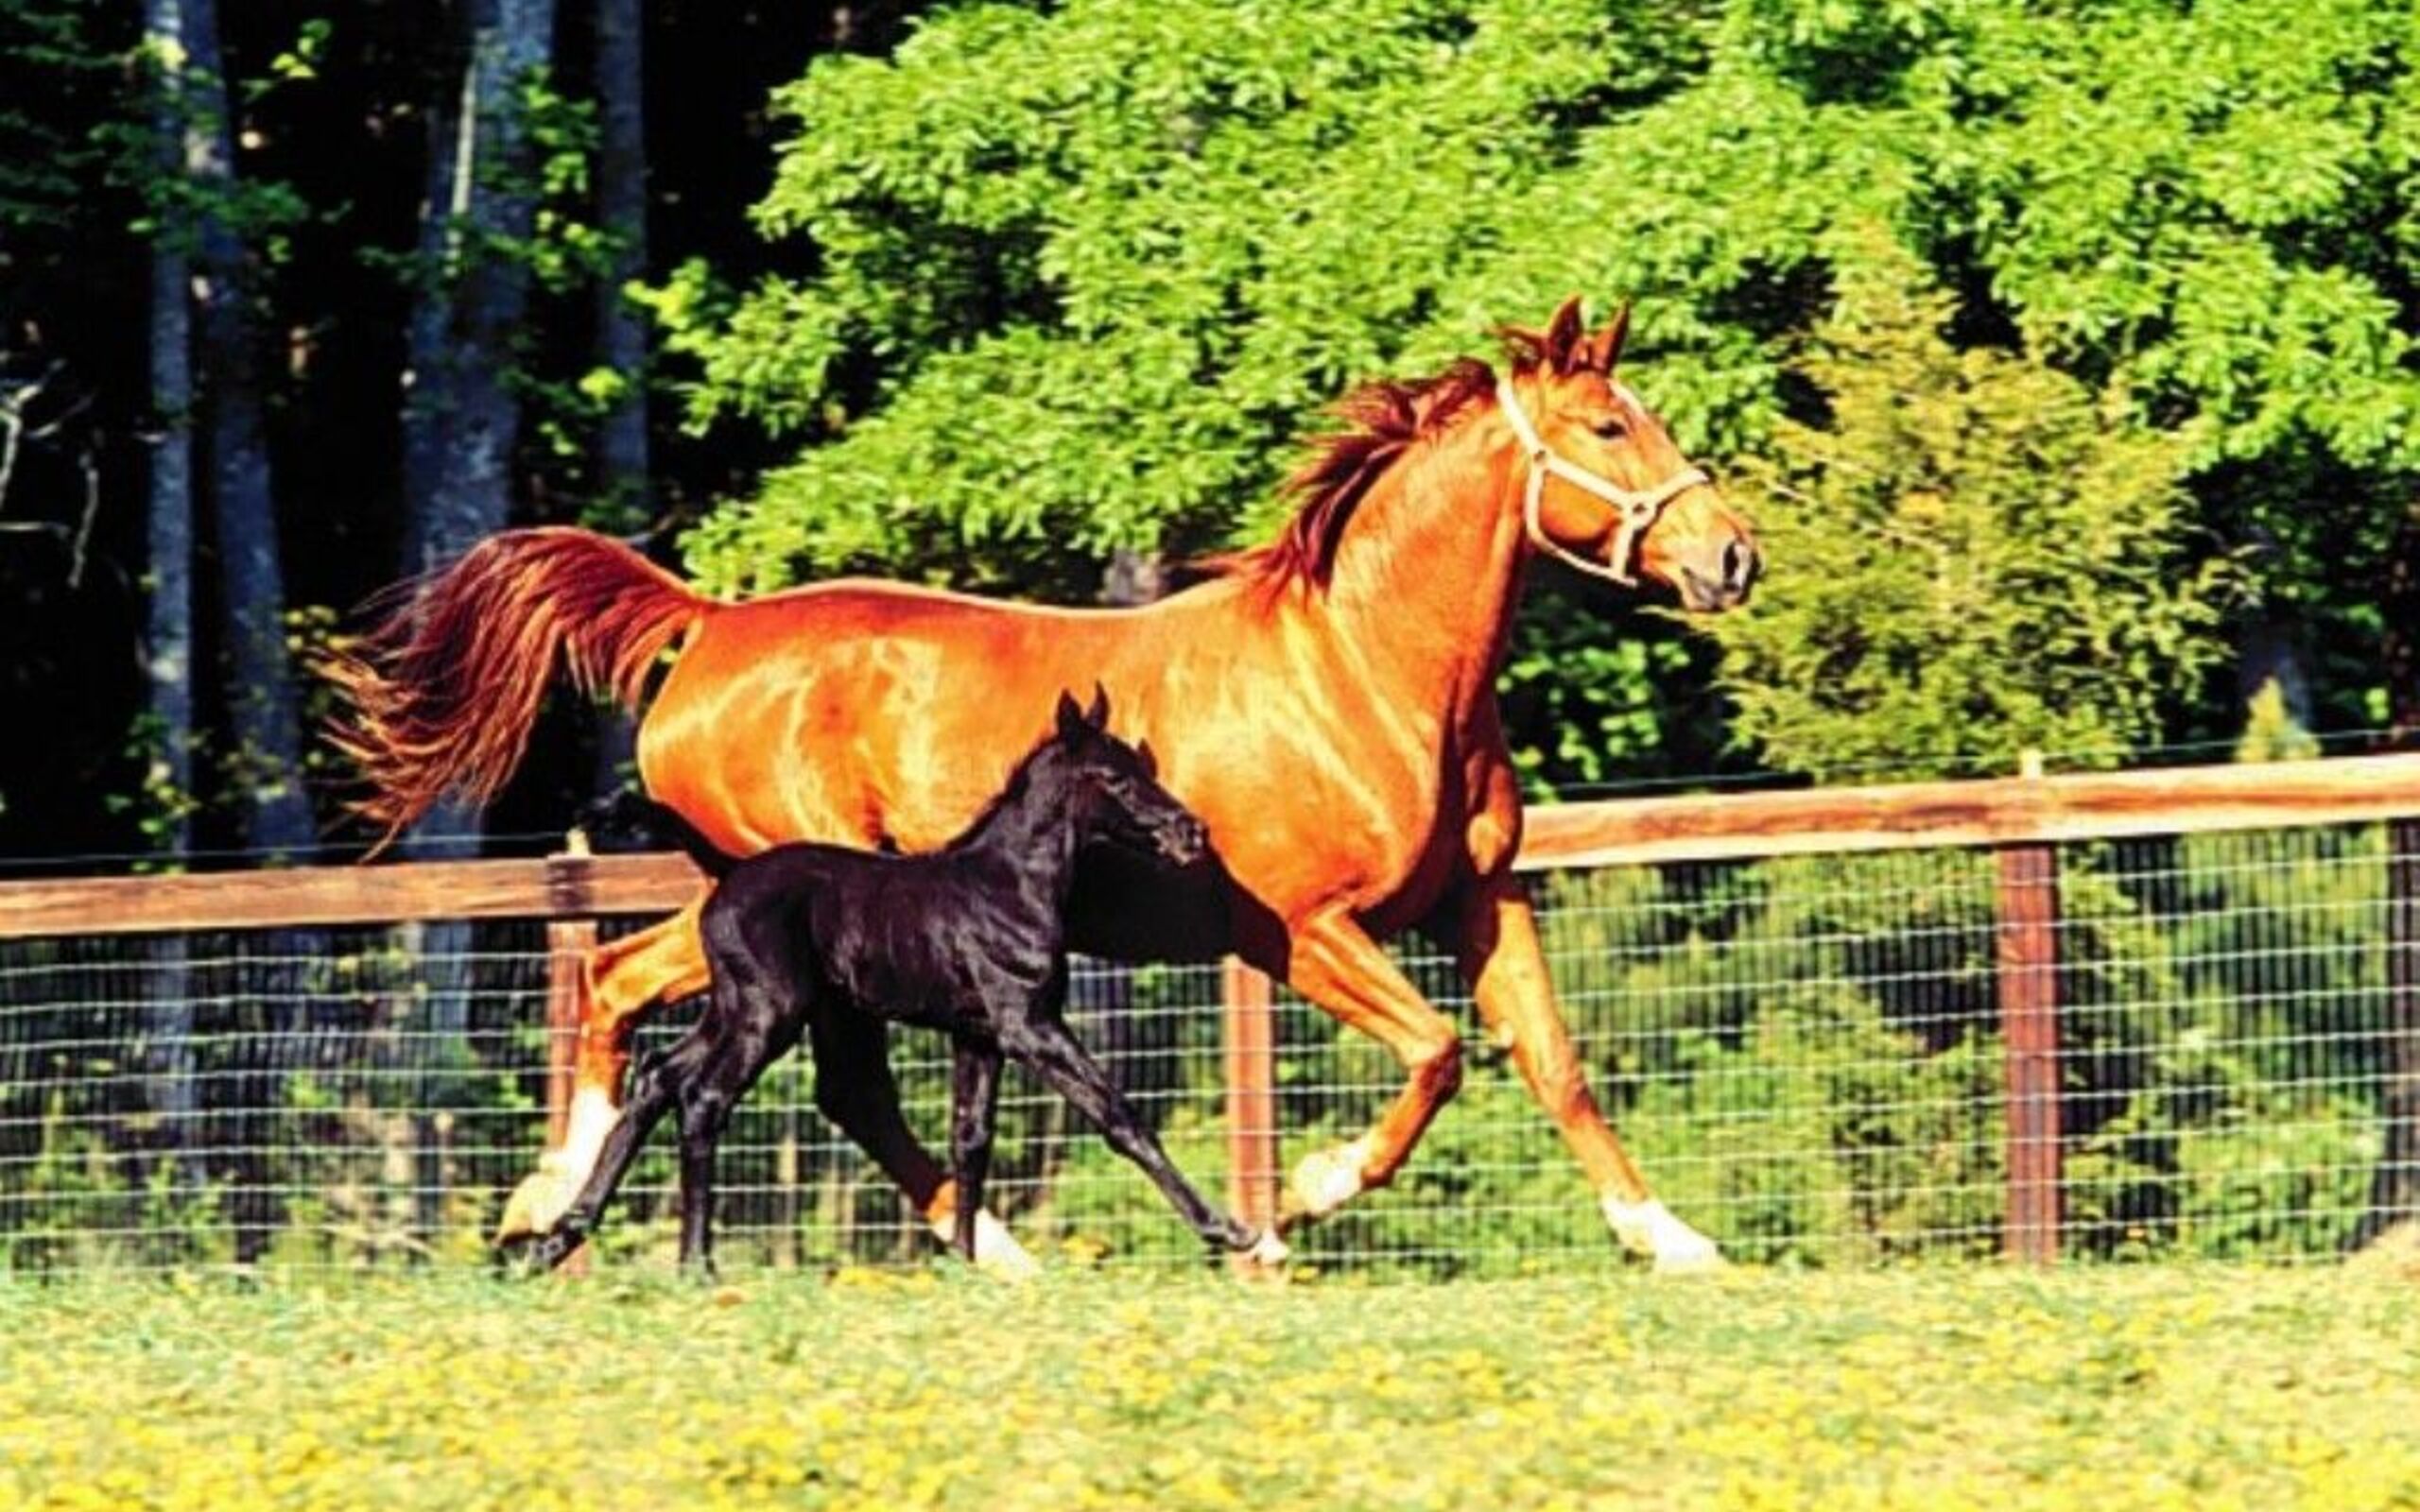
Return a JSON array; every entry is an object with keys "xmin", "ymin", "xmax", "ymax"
[{"xmin": 527, "ymin": 691, "xmax": 1272, "ymax": 1274}]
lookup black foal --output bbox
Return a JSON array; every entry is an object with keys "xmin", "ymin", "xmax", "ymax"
[{"xmin": 527, "ymin": 689, "xmax": 1288, "ymax": 1276}]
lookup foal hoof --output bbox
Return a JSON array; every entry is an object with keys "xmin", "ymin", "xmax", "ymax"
[
  {"xmin": 501, "ymin": 1228, "xmax": 579, "ymax": 1278},
  {"xmin": 495, "ymin": 1160, "xmax": 576, "ymax": 1246}
]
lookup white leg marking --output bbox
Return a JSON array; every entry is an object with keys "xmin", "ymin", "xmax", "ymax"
[
  {"xmin": 557, "ymin": 1089, "xmax": 621, "ymax": 1194},
  {"xmin": 502, "ymin": 1089, "xmax": 621, "ymax": 1237},
  {"xmin": 928, "ymin": 1209, "xmax": 1044, "ymax": 1281},
  {"xmin": 1288, "ymin": 1135, "xmax": 1375, "ymax": 1220},
  {"xmin": 1601, "ymin": 1194, "xmax": 1725, "ymax": 1273},
  {"xmin": 1244, "ymin": 1229, "xmax": 1292, "ymax": 1268}
]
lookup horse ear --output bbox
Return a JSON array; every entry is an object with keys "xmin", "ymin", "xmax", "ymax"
[
  {"xmin": 1542, "ymin": 295, "xmax": 1587, "ymax": 374},
  {"xmin": 1086, "ymin": 682, "xmax": 1111, "ymax": 729},
  {"xmin": 1054, "ymin": 689, "xmax": 1085, "ymax": 739},
  {"xmin": 1134, "ymin": 738, "xmax": 1160, "ymax": 779},
  {"xmin": 1588, "ymin": 301, "xmax": 1633, "ymax": 373}
]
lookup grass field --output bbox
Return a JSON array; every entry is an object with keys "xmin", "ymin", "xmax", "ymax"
[{"xmin": 3, "ymin": 1262, "xmax": 2416, "ymax": 1511}]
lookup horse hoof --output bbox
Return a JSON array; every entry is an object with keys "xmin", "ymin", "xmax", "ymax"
[
  {"xmin": 1652, "ymin": 1243, "xmax": 1728, "ymax": 1276},
  {"xmin": 1601, "ymin": 1194, "xmax": 1726, "ymax": 1274},
  {"xmin": 495, "ymin": 1162, "xmax": 575, "ymax": 1245},
  {"xmin": 1243, "ymin": 1229, "xmax": 1291, "ymax": 1269},
  {"xmin": 1283, "ymin": 1138, "xmax": 1373, "ymax": 1225}
]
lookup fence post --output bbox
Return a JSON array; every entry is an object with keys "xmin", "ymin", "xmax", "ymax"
[
  {"xmin": 1221, "ymin": 956, "xmax": 1279, "ymax": 1269},
  {"xmin": 2357, "ymin": 816, "xmax": 2420, "ymax": 1246},
  {"xmin": 544, "ymin": 836, "xmax": 596, "ymax": 1275},
  {"xmin": 1996, "ymin": 841, "xmax": 2062, "ymax": 1265}
]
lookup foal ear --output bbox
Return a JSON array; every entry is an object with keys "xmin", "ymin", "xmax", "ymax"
[
  {"xmin": 1582, "ymin": 301, "xmax": 1632, "ymax": 374},
  {"xmin": 1054, "ymin": 688, "xmax": 1086, "ymax": 739},
  {"xmin": 1541, "ymin": 295, "xmax": 1587, "ymax": 374}
]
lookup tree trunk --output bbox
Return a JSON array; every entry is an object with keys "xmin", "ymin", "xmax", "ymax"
[
  {"xmin": 141, "ymin": 0, "xmax": 199, "ymax": 1201},
  {"xmin": 409, "ymin": 0, "xmax": 559, "ymax": 582},
  {"xmin": 589, "ymin": 0, "xmax": 648, "ymax": 796},
  {"xmin": 183, "ymin": 0, "xmax": 324, "ymax": 1262},
  {"xmin": 394, "ymin": 0, "xmax": 561, "ymax": 1246},
  {"xmin": 185, "ymin": 0, "xmax": 314, "ymax": 860},
  {"xmin": 594, "ymin": 0, "xmax": 648, "ymax": 524},
  {"xmin": 401, "ymin": 5, "xmax": 472, "ymax": 541}
]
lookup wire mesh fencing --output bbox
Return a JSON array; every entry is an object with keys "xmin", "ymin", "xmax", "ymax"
[{"xmin": 2, "ymin": 819, "xmax": 2414, "ymax": 1275}]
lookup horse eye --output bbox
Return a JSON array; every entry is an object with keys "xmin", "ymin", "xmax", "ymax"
[{"xmin": 1592, "ymin": 417, "xmax": 1629, "ymax": 440}]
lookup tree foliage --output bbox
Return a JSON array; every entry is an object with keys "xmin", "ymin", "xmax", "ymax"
[
  {"xmin": 1703, "ymin": 242, "xmax": 2232, "ymax": 779},
  {"xmin": 665, "ymin": 0, "xmax": 1743, "ymax": 596},
  {"xmin": 669, "ymin": 0, "xmax": 2420, "ymax": 781},
  {"xmin": 7, "ymin": 0, "xmax": 2420, "ymax": 845}
]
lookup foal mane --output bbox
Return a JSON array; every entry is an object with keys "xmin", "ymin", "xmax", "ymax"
[{"xmin": 1207, "ymin": 355, "xmax": 1499, "ymax": 592}]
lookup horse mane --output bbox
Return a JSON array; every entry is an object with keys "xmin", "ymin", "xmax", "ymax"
[{"xmin": 1204, "ymin": 355, "xmax": 1500, "ymax": 591}]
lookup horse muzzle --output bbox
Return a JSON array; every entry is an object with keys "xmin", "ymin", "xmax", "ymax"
[
  {"xmin": 1679, "ymin": 535, "xmax": 1760, "ymax": 611},
  {"xmin": 1154, "ymin": 816, "xmax": 1211, "ymax": 868}
]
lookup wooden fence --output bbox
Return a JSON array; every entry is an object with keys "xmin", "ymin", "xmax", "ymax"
[{"xmin": 8, "ymin": 749, "xmax": 2420, "ymax": 1264}]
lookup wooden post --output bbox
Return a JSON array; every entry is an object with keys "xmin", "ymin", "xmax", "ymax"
[
  {"xmin": 2356, "ymin": 816, "xmax": 2420, "ymax": 1246},
  {"xmin": 543, "ymin": 837, "xmax": 596, "ymax": 1276},
  {"xmin": 1221, "ymin": 956, "xmax": 1279, "ymax": 1269},
  {"xmin": 1996, "ymin": 842, "xmax": 2062, "ymax": 1265}
]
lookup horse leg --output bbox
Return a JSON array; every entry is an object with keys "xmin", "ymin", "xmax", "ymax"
[
  {"xmin": 808, "ymin": 1014, "xmax": 1041, "ymax": 1279},
  {"xmin": 1261, "ymin": 911, "xmax": 1463, "ymax": 1226},
  {"xmin": 1458, "ymin": 872, "xmax": 1721, "ymax": 1272},
  {"xmin": 948, "ymin": 1037, "xmax": 1003, "ymax": 1263},
  {"xmin": 497, "ymin": 901, "xmax": 712, "ymax": 1245},
  {"xmin": 1006, "ymin": 1015, "xmax": 1280, "ymax": 1262}
]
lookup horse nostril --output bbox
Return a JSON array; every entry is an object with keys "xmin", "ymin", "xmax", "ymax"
[{"xmin": 1722, "ymin": 539, "xmax": 1756, "ymax": 597}]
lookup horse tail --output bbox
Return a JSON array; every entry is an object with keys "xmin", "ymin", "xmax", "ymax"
[{"xmin": 323, "ymin": 527, "xmax": 715, "ymax": 846}]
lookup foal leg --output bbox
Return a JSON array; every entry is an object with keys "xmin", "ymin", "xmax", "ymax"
[
  {"xmin": 1458, "ymin": 871, "xmax": 1720, "ymax": 1272},
  {"xmin": 673, "ymin": 969, "xmax": 804, "ymax": 1279},
  {"xmin": 809, "ymin": 1014, "xmax": 1040, "ymax": 1279},
  {"xmin": 498, "ymin": 901, "xmax": 713, "ymax": 1244},
  {"xmin": 1259, "ymin": 910, "xmax": 1464, "ymax": 1226},
  {"xmin": 1007, "ymin": 1016, "xmax": 1281, "ymax": 1263},
  {"xmin": 948, "ymin": 1038, "xmax": 1003, "ymax": 1263},
  {"xmin": 523, "ymin": 1028, "xmax": 711, "ymax": 1272}
]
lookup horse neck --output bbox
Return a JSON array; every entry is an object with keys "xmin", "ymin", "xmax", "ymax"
[
  {"xmin": 1310, "ymin": 416, "xmax": 1527, "ymax": 713},
  {"xmin": 949, "ymin": 761, "xmax": 1083, "ymax": 916}
]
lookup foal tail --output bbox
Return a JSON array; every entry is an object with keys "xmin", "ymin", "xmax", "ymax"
[
  {"xmin": 583, "ymin": 790, "xmax": 739, "ymax": 880},
  {"xmin": 322, "ymin": 527, "xmax": 715, "ymax": 847}
]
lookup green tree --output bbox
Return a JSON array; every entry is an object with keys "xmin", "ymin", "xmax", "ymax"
[
  {"xmin": 662, "ymin": 0, "xmax": 1723, "ymax": 595},
  {"xmin": 652, "ymin": 0, "xmax": 1882, "ymax": 782},
  {"xmin": 1703, "ymin": 242, "xmax": 2232, "ymax": 780},
  {"xmin": 663, "ymin": 0, "xmax": 2420, "ymax": 785}
]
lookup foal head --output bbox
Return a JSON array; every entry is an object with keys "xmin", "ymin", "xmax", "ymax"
[{"xmin": 1028, "ymin": 687, "xmax": 1209, "ymax": 870}]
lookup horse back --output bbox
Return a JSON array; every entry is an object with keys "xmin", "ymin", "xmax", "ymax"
[{"xmin": 634, "ymin": 574, "xmax": 1510, "ymax": 950}]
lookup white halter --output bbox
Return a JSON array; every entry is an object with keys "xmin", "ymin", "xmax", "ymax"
[{"xmin": 1495, "ymin": 376, "xmax": 1709, "ymax": 587}]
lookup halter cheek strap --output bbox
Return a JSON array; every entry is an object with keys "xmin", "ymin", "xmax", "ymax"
[{"xmin": 1495, "ymin": 377, "xmax": 1709, "ymax": 587}]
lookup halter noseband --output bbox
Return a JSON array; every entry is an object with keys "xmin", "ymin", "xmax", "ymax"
[{"xmin": 1495, "ymin": 376, "xmax": 1709, "ymax": 587}]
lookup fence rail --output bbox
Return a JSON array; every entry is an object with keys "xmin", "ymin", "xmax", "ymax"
[{"xmin": 4, "ymin": 751, "xmax": 2417, "ymax": 1272}]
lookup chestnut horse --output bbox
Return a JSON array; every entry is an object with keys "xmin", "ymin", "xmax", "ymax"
[{"xmin": 327, "ymin": 298, "xmax": 1760, "ymax": 1272}]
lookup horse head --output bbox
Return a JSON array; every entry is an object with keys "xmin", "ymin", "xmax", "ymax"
[{"xmin": 1499, "ymin": 297, "xmax": 1760, "ymax": 612}]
